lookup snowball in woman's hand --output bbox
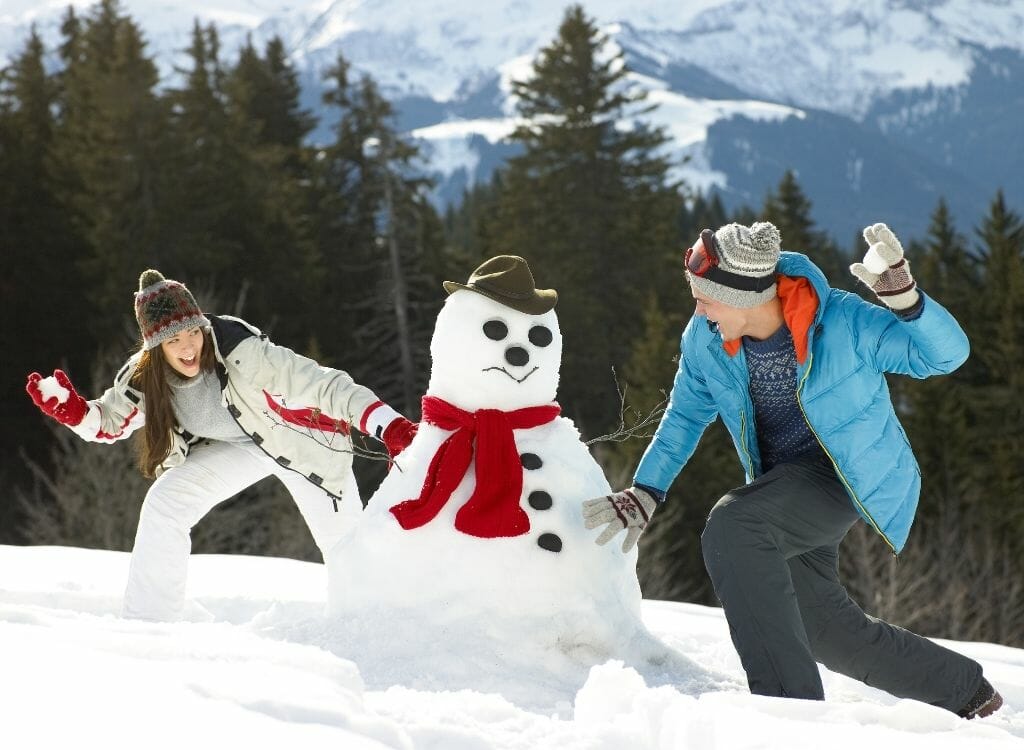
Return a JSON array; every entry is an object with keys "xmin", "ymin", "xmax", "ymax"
[{"xmin": 38, "ymin": 376, "xmax": 70, "ymax": 403}]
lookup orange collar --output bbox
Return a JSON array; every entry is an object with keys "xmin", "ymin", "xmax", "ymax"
[{"xmin": 721, "ymin": 275, "xmax": 819, "ymax": 363}]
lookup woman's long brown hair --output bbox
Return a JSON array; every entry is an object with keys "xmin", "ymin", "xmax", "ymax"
[{"xmin": 130, "ymin": 329, "xmax": 217, "ymax": 478}]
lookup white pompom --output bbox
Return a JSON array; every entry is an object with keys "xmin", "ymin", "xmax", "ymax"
[
  {"xmin": 750, "ymin": 222, "xmax": 781, "ymax": 253},
  {"xmin": 863, "ymin": 243, "xmax": 890, "ymax": 274},
  {"xmin": 38, "ymin": 376, "xmax": 70, "ymax": 404}
]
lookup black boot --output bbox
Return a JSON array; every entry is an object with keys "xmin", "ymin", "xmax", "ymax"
[{"xmin": 957, "ymin": 677, "xmax": 1003, "ymax": 719}]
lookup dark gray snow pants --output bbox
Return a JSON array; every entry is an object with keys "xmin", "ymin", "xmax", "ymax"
[{"xmin": 700, "ymin": 456, "xmax": 983, "ymax": 712}]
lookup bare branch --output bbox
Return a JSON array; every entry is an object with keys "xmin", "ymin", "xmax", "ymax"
[
  {"xmin": 585, "ymin": 366, "xmax": 666, "ymax": 446},
  {"xmin": 259, "ymin": 408, "xmax": 394, "ymax": 463}
]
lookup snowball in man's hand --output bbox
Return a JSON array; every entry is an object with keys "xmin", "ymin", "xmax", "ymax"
[
  {"xmin": 38, "ymin": 376, "xmax": 70, "ymax": 403},
  {"xmin": 863, "ymin": 243, "xmax": 890, "ymax": 274}
]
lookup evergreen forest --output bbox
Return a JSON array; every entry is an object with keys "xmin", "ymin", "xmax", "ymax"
[{"xmin": 2, "ymin": 2, "xmax": 1022, "ymax": 646}]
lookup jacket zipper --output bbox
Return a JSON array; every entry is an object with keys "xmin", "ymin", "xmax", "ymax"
[
  {"xmin": 717, "ymin": 341, "xmax": 757, "ymax": 479},
  {"xmin": 738, "ymin": 409, "xmax": 755, "ymax": 478},
  {"xmin": 796, "ymin": 352, "xmax": 896, "ymax": 553},
  {"xmin": 216, "ymin": 359, "xmax": 343, "ymax": 513}
]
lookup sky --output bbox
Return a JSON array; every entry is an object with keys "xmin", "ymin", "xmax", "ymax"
[{"xmin": 2, "ymin": 544, "xmax": 1023, "ymax": 749}]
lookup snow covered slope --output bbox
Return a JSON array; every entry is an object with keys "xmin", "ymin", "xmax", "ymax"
[{"xmin": 1, "ymin": 545, "xmax": 1023, "ymax": 749}]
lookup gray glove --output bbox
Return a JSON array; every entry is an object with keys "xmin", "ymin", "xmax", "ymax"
[
  {"xmin": 582, "ymin": 486, "xmax": 658, "ymax": 553},
  {"xmin": 850, "ymin": 223, "xmax": 920, "ymax": 311}
]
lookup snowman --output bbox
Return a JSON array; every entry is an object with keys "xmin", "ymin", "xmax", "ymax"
[{"xmin": 327, "ymin": 256, "xmax": 651, "ymax": 658}]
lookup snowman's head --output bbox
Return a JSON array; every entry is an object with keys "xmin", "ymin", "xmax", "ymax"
[{"xmin": 428, "ymin": 290, "xmax": 562, "ymax": 411}]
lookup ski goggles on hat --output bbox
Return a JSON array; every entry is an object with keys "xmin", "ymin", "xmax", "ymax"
[
  {"xmin": 685, "ymin": 228, "xmax": 776, "ymax": 292},
  {"xmin": 685, "ymin": 229, "xmax": 720, "ymax": 276}
]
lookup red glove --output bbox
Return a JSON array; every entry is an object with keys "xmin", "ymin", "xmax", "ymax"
[
  {"xmin": 26, "ymin": 369, "xmax": 89, "ymax": 427},
  {"xmin": 381, "ymin": 417, "xmax": 417, "ymax": 458}
]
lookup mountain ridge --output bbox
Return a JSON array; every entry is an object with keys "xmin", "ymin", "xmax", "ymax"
[{"xmin": 2, "ymin": 0, "xmax": 1021, "ymax": 239}]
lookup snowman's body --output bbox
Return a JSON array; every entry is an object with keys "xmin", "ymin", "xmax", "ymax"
[{"xmin": 328, "ymin": 287, "xmax": 648, "ymax": 654}]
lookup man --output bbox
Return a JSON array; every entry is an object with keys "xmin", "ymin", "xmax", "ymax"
[{"xmin": 582, "ymin": 221, "xmax": 1003, "ymax": 718}]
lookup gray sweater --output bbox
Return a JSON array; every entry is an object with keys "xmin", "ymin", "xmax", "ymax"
[
  {"xmin": 743, "ymin": 324, "xmax": 827, "ymax": 472},
  {"xmin": 169, "ymin": 368, "xmax": 249, "ymax": 443}
]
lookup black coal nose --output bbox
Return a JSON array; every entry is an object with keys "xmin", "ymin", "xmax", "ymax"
[{"xmin": 505, "ymin": 346, "xmax": 529, "ymax": 367}]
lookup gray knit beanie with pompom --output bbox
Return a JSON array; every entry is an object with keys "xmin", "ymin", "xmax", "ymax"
[
  {"xmin": 687, "ymin": 221, "xmax": 782, "ymax": 308},
  {"xmin": 133, "ymin": 269, "xmax": 210, "ymax": 350}
]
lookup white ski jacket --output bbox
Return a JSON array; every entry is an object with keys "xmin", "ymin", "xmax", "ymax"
[{"xmin": 69, "ymin": 315, "xmax": 397, "ymax": 502}]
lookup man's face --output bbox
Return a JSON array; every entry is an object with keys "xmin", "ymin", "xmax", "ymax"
[{"xmin": 690, "ymin": 286, "xmax": 747, "ymax": 342}]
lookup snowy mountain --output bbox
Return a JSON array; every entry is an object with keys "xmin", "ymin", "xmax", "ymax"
[
  {"xmin": 2, "ymin": 544, "xmax": 1022, "ymax": 748},
  {"xmin": 2, "ymin": 0, "xmax": 1022, "ymax": 239}
]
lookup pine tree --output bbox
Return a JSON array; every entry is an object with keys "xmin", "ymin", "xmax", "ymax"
[
  {"xmin": 679, "ymin": 193, "xmax": 728, "ymax": 243},
  {"xmin": 161, "ymin": 22, "xmax": 250, "ymax": 284},
  {"xmin": 0, "ymin": 27, "xmax": 91, "ymax": 540},
  {"xmin": 492, "ymin": 4, "xmax": 681, "ymax": 436},
  {"xmin": 839, "ymin": 195, "xmax": 1024, "ymax": 646},
  {"xmin": 973, "ymin": 192, "xmax": 1024, "ymax": 532},
  {"xmin": 0, "ymin": 27, "xmax": 77, "ymax": 351},
  {"xmin": 892, "ymin": 202, "xmax": 982, "ymax": 625},
  {"xmin": 762, "ymin": 170, "xmax": 848, "ymax": 287},
  {"xmin": 443, "ymin": 179, "xmax": 506, "ymax": 275},
  {"xmin": 219, "ymin": 35, "xmax": 322, "ymax": 346},
  {"xmin": 763, "ymin": 171, "xmax": 814, "ymax": 246},
  {"xmin": 49, "ymin": 0, "xmax": 170, "ymax": 342},
  {"xmin": 229, "ymin": 37, "xmax": 314, "ymax": 155},
  {"xmin": 914, "ymin": 201, "xmax": 976, "ymax": 302},
  {"xmin": 313, "ymin": 56, "xmax": 441, "ymax": 418},
  {"xmin": 613, "ymin": 296, "xmax": 681, "ymax": 472}
]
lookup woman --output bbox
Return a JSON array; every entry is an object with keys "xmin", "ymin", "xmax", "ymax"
[{"xmin": 26, "ymin": 269, "xmax": 416, "ymax": 621}]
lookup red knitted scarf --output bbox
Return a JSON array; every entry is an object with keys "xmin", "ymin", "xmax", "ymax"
[{"xmin": 389, "ymin": 395, "xmax": 561, "ymax": 538}]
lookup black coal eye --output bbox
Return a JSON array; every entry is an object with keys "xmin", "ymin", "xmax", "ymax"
[
  {"xmin": 483, "ymin": 320, "xmax": 508, "ymax": 341},
  {"xmin": 528, "ymin": 325, "xmax": 553, "ymax": 347}
]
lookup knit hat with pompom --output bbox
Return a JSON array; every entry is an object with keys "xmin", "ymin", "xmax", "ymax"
[
  {"xmin": 687, "ymin": 221, "xmax": 782, "ymax": 308},
  {"xmin": 134, "ymin": 270, "xmax": 210, "ymax": 350}
]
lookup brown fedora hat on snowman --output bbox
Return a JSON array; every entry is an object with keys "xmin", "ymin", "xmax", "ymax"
[{"xmin": 443, "ymin": 255, "xmax": 557, "ymax": 315}]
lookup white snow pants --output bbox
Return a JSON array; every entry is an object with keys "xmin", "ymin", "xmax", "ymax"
[{"xmin": 122, "ymin": 439, "xmax": 360, "ymax": 621}]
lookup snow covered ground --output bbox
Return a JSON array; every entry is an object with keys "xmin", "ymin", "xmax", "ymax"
[{"xmin": 2, "ymin": 544, "xmax": 1022, "ymax": 749}]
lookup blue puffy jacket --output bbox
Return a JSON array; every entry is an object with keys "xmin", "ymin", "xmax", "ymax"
[{"xmin": 634, "ymin": 252, "xmax": 969, "ymax": 553}]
